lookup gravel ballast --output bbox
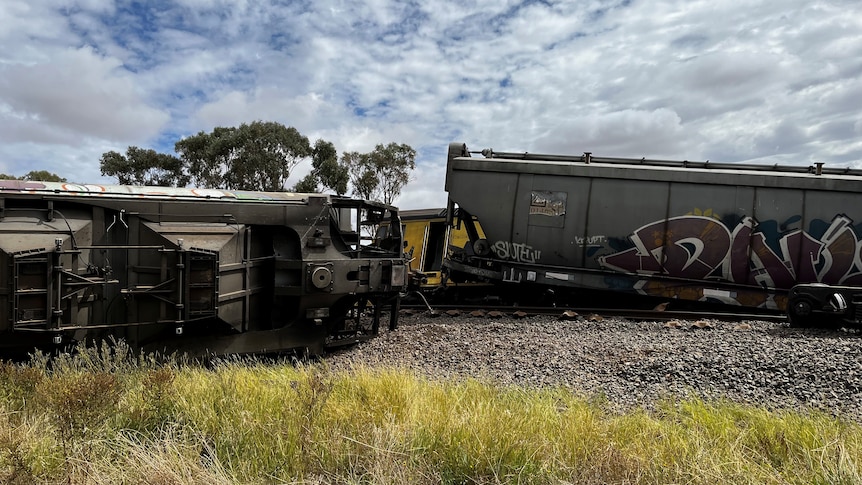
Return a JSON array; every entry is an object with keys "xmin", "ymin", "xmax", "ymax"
[{"xmin": 325, "ymin": 312, "xmax": 862, "ymax": 421}]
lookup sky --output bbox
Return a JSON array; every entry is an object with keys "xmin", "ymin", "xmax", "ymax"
[{"xmin": 1, "ymin": 0, "xmax": 861, "ymax": 210}]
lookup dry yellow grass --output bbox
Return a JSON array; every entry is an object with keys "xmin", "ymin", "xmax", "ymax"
[{"xmin": 0, "ymin": 345, "xmax": 858, "ymax": 484}]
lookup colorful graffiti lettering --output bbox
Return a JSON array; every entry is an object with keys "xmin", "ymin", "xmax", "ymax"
[
  {"xmin": 598, "ymin": 214, "xmax": 862, "ymax": 289},
  {"xmin": 492, "ymin": 241, "xmax": 542, "ymax": 263}
]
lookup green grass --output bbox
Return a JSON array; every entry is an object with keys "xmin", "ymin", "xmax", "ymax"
[{"xmin": 0, "ymin": 342, "xmax": 858, "ymax": 484}]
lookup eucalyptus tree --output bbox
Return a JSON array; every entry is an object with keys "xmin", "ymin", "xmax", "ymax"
[
  {"xmin": 175, "ymin": 121, "xmax": 311, "ymax": 192},
  {"xmin": 0, "ymin": 171, "xmax": 67, "ymax": 182},
  {"xmin": 100, "ymin": 147, "xmax": 188, "ymax": 186},
  {"xmin": 343, "ymin": 143, "xmax": 416, "ymax": 205},
  {"xmin": 293, "ymin": 139, "xmax": 349, "ymax": 194}
]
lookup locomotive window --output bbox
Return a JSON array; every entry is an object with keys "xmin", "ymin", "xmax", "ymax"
[
  {"xmin": 331, "ymin": 203, "xmax": 402, "ymax": 257},
  {"xmin": 374, "ymin": 225, "xmax": 388, "ymax": 239},
  {"xmin": 372, "ymin": 222, "xmax": 404, "ymax": 243}
]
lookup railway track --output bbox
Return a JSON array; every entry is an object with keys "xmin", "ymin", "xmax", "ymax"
[
  {"xmin": 328, "ymin": 307, "xmax": 862, "ymax": 422},
  {"xmin": 401, "ymin": 303, "xmax": 788, "ymax": 324}
]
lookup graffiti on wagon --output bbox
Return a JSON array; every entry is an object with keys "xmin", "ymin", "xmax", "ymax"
[
  {"xmin": 492, "ymin": 241, "xmax": 542, "ymax": 264},
  {"xmin": 599, "ymin": 214, "xmax": 862, "ymax": 289}
]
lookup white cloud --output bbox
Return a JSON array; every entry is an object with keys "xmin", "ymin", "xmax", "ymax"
[
  {"xmin": 0, "ymin": 47, "xmax": 169, "ymax": 142},
  {"xmin": 0, "ymin": 0, "xmax": 859, "ymax": 207}
]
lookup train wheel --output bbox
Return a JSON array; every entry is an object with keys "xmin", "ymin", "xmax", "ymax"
[{"xmin": 787, "ymin": 297, "xmax": 815, "ymax": 327}]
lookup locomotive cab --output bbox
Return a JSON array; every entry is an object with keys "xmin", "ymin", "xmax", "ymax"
[{"xmin": 0, "ymin": 181, "xmax": 407, "ymax": 358}]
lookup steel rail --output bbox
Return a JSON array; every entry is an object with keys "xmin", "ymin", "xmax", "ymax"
[{"xmin": 400, "ymin": 303, "xmax": 787, "ymax": 323}]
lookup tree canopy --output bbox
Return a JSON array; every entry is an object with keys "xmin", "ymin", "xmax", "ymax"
[
  {"xmin": 342, "ymin": 143, "xmax": 416, "ymax": 205},
  {"xmin": 293, "ymin": 139, "xmax": 349, "ymax": 195},
  {"xmin": 175, "ymin": 121, "xmax": 311, "ymax": 192},
  {"xmin": 99, "ymin": 120, "xmax": 416, "ymax": 205},
  {"xmin": 0, "ymin": 171, "xmax": 67, "ymax": 182},
  {"xmin": 100, "ymin": 147, "xmax": 188, "ymax": 187}
]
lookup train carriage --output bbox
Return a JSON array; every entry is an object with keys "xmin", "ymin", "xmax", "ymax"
[
  {"xmin": 443, "ymin": 142, "xmax": 862, "ymax": 325},
  {"xmin": 0, "ymin": 180, "xmax": 407, "ymax": 358}
]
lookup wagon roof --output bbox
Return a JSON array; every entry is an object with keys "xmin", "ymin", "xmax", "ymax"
[
  {"xmin": 447, "ymin": 145, "xmax": 862, "ymax": 192},
  {"xmin": 0, "ymin": 180, "xmax": 318, "ymax": 203}
]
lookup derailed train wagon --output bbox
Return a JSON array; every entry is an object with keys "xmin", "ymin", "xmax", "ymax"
[
  {"xmin": 444, "ymin": 142, "xmax": 862, "ymax": 326},
  {"xmin": 0, "ymin": 180, "xmax": 406, "ymax": 358}
]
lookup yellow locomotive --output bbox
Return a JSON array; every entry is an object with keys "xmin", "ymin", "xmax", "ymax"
[{"xmin": 380, "ymin": 208, "xmax": 487, "ymax": 300}]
